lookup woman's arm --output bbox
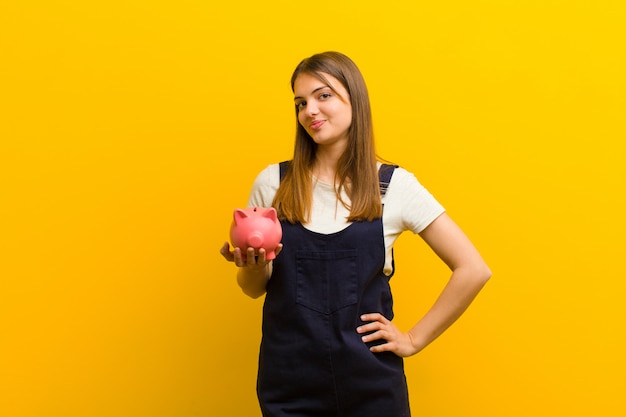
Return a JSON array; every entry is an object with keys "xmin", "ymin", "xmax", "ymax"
[
  {"xmin": 220, "ymin": 243, "xmax": 282, "ymax": 299},
  {"xmin": 358, "ymin": 213, "xmax": 491, "ymax": 356}
]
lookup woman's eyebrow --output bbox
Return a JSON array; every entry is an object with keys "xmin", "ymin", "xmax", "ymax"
[{"xmin": 294, "ymin": 86, "xmax": 330, "ymax": 101}]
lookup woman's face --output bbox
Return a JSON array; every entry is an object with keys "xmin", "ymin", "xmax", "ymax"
[{"xmin": 293, "ymin": 72, "xmax": 352, "ymax": 151}]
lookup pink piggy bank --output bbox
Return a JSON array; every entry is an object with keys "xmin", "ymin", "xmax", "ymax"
[{"xmin": 230, "ymin": 207, "xmax": 282, "ymax": 260}]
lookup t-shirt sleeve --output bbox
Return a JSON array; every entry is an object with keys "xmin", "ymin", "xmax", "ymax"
[
  {"xmin": 383, "ymin": 167, "xmax": 445, "ymax": 234},
  {"xmin": 247, "ymin": 164, "xmax": 280, "ymax": 208}
]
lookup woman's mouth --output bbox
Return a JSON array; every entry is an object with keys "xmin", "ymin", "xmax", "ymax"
[{"xmin": 310, "ymin": 120, "xmax": 325, "ymax": 130}]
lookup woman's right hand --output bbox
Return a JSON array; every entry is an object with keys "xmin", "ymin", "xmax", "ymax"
[
  {"xmin": 219, "ymin": 242, "xmax": 282, "ymax": 269},
  {"xmin": 221, "ymin": 242, "xmax": 283, "ymax": 298}
]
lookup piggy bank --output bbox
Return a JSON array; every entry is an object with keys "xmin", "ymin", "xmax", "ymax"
[{"xmin": 230, "ymin": 207, "xmax": 282, "ymax": 260}]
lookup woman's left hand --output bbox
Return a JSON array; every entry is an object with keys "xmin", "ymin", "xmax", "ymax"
[{"xmin": 357, "ymin": 313, "xmax": 418, "ymax": 358}]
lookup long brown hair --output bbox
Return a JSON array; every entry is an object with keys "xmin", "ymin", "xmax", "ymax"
[{"xmin": 273, "ymin": 51, "xmax": 382, "ymax": 223}]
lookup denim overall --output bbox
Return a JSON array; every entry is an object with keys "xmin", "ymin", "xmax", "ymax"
[{"xmin": 257, "ymin": 163, "xmax": 410, "ymax": 417}]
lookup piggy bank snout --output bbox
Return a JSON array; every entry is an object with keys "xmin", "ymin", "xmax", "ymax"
[{"xmin": 247, "ymin": 232, "xmax": 264, "ymax": 248}]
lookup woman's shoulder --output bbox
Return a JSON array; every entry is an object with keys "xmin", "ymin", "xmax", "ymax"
[
  {"xmin": 252, "ymin": 163, "xmax": 281, "ymax": 184},
  {"xmin": 247, "ymin": 163, "xmax": 281, "ymax": 207},
  {"xmin": 380, "ymin": 163, "xmax": 445, "ymax": 233},
  {"xmin": 381, "ymin": 163, "xmax": 439, "ymax": 203},
  {"xmin": 377, "ymin": 162, "xmax": 421, "ymax": 186}
]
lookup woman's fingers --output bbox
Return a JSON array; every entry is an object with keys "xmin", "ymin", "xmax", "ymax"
[
  {"xmin": 356, "ymin": 313, "xmax": 417, "ymax": 357},
  {"xmin": 220, "ymin": 242, "xmax": 235, "ymax": 262},
  {"xmin": 221, "ymin": 243, "xmax": 283, "ymax": 268},
  {"xmin": 357, "ymin": 313, "xmax": 388, "ymax": 339}
]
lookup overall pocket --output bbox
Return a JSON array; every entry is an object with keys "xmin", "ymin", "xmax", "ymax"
[{"xmin": 295, "ymin": 249, "xmax": 358, "ymax": 314}]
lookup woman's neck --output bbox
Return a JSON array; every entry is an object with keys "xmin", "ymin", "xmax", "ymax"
[
  {"xmin": 311, "ymin": 159, "xmax": 335, "ymax": 183},
  {"xmin": 312, "ymin": 144, "xmax": 348, "ymax": 184}
]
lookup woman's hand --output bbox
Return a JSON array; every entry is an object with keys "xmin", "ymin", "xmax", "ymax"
[
  {"xmin": 220, "ymin": 242, "xmax": 283, "ymax": 269},
  {"xmin": 357, "ymin": 313, "xmax": 418, "ymax": 357},
  {"xmin": 220, "ymin": 242, "xmax": 283, "ymax": 298}
]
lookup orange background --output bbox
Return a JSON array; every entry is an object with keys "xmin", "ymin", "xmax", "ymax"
[{"xmin": 1, "ymin": 1, "xmax": 625, "ymax": 416}]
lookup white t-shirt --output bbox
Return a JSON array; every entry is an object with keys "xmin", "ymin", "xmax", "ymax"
[{"xmin": 247, "ymin": 163, "xmax": 445, "ymax": 276}]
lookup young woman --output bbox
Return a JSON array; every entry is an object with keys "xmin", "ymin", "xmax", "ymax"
[{"xmin": 220, "ymin": 51, "xmax": 491, "ymax": 417}]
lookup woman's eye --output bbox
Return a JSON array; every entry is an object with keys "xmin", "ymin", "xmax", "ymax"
[
  {"xmin": 320, "ymin": 93, "xmax": 332, "ymax": 100},
  {"xmin": 296, "ymin": 101, "xmax": 306, "ymax": 110}
]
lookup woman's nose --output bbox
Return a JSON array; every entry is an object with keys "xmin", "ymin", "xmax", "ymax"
[{"xmin": 305, "ymin": 101, "xmax": 319, "ymax": 116}]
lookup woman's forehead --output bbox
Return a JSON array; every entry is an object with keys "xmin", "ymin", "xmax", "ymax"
[{"xmin": 293, "ymin": 72, "xmax": 345, "ymax": 96}]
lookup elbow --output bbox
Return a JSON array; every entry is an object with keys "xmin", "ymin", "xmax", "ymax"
[
  {"xmin": 242, "ymin": 287, "xmax": 266, "ymax": 299},
  {"xmin": 457, "ymin": 261, "xmax": 491, "ymax": 289},
  {"xmin": 238, "ymin": 279, "xmax": 267, "ymax": 299},
  {"xmin": 475, "ymin": 262, "xmax": 492, "ymax": 286}
]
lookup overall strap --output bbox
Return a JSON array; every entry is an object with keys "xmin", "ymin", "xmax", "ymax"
[
  {"xmin": 279, "ymin": 160, "xmax": 291, "ymax": 182},
  {"xmin": 378, "ymin": 164, "xmax": 397, "ymax": 197}
]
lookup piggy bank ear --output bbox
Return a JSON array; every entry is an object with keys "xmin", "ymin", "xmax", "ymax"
[
  {"xmin": 263, "ymin": 207, "xmax": 278, "ymax": 222},
  {"xmin": 233, "ymin": 208, "xmax": 248, "ymax": 225}
]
